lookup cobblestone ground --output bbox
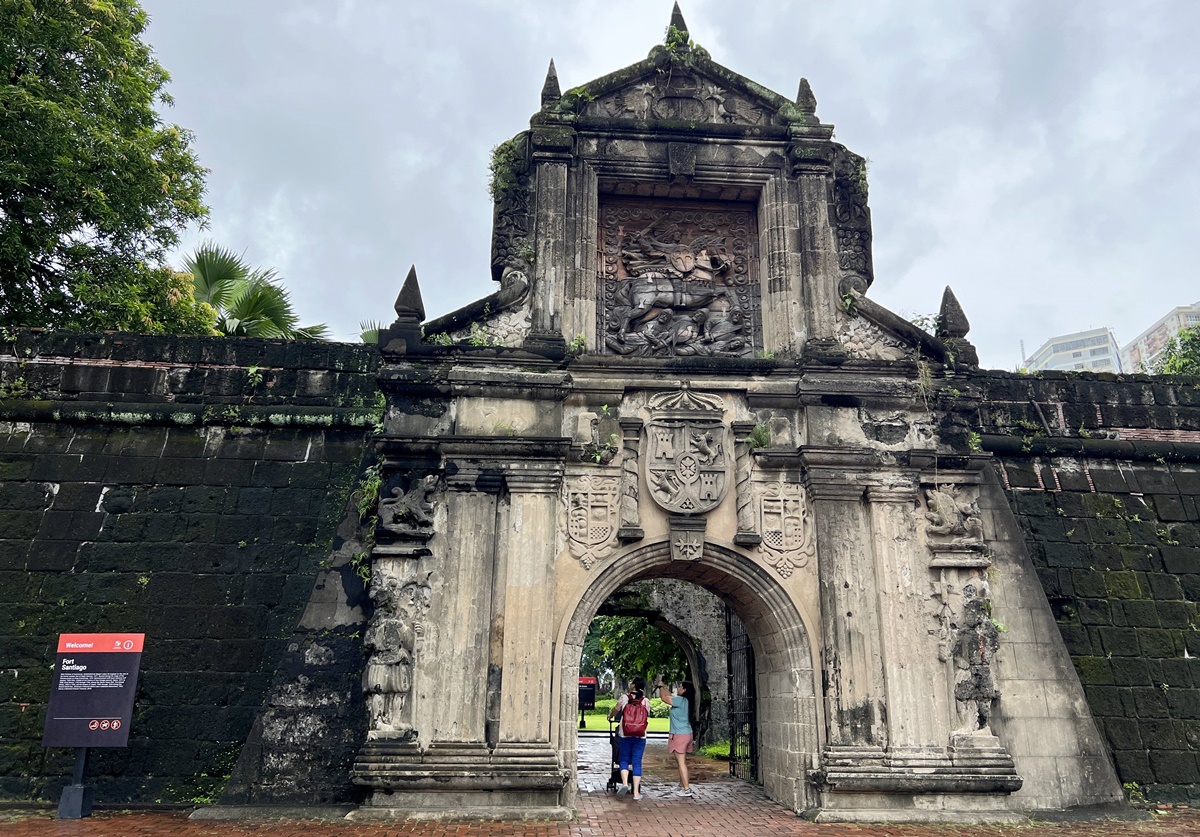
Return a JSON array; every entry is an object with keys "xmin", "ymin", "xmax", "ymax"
[{"xmin": 2, "ymin": 737, "xmax": 1197, "ymax": 836}]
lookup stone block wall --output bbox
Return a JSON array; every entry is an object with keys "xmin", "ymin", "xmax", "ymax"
[
  {"xmin": 0, "ymin": 331, "xmax": 379, "ymax": 804},
  {"xmin": 973, "ymin": 369, "xmax": 1200, "ymax": 804}
]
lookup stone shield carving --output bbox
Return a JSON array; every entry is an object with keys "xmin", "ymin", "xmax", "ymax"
[
  {"xmin": 758, "ymin": 481, "xmax": 815, "ymax": 578},
  {"xmin": 645, "ymin": 388, "xmax": 728, "ymax": 514},
  {"xmin": 567, "ymin": 475, "xmax": 619, "ymax": 568}
]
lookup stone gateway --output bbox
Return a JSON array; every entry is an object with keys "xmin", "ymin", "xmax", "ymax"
[{"xmin": 348, "ymin": 7, "xmax": 1122, "ymax": 823}]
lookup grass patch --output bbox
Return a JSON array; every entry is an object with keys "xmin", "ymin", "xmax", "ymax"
[
  {"xmin": 579, "ymin": 696, "xmax": 669, "ymax": 732},
  {"xmin": 698, "ymin": 739, "xmax": 731, "ymax": 760}
]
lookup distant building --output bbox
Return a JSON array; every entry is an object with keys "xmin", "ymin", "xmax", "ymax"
[
  {"xmin": 1024, "ymin": 327, "xmax": 1122, "ymax": 373},
  {"xmin": 1119, "ymin": 301, "xmax": 1200, "ymax": 372}
]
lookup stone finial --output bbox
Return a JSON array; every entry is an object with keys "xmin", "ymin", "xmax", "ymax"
[
  {"xmin": 668, "ymin": 2, "xmax": 688, "ymax": 37},
  {"xmin": 796, "ymin": 78, "xmax": 817, "ymax": 116},
  {"xmin": 394, "ymin": 265, "xmax": 425, "ymax": 322},
  {"xmin": 540, "ymin": 59, "xmax": 561, "ymax": 109},
  {"xmin": 938, "ymin": 286, "xmax": 970, "ymax": 339}
]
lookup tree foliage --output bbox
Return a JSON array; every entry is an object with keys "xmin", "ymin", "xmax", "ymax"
[
  {"xmin": 1154, "ymin": 324, "xmax": 1200, "ymax": 377},
  {"xmin": 582, "ymin": 616, "xmax": 689, "ymax": 686},
  {"xmin": 1, "ymin": 0, "xmax": 212, "ymax": 332},
  {"xmin": 183, "ymin": 242, "xmax": 328, "ymax": 339}
]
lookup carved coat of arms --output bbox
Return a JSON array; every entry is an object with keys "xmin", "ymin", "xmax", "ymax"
[
  {"xmin": 758, "ymin": 481, "xmax": 815, "ymax": 578},
  {"xmin": 567, "ymin": 475, "xmax": 619, "ymax": 568},
  {"xmin": 645, "ymin": 388, "xmax": 728, "ymax": 514}
]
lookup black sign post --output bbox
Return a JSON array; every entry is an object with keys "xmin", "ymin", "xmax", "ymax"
[
  {"xmin": 42, "ymin": 633, "xmax": 144, "ymax": 819},
  {"xmin": 578, "ymin": 677, "xmax": 597, "ymax": 730}
]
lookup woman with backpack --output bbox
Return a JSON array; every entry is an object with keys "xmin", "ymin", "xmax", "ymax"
[
  {"xmin": 656, "ymin": 679, "xmax": 697, "ymax": 797},
  {"xmin": 607, "ymin": 677, "xmax": 651, "ymax": 800}
]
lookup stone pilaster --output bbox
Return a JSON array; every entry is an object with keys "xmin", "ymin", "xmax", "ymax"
[
  {"xmin": 732, "ymin": 421, "xmax": 761, "ymax": 546},
  {"xmin": 865, "ymin": 482, "xmax": 943, "ymax": 757},
  {"xmin": 617, "ymin": 418, "xmax": 644, "ymax": 542},
  {"xmin": 530, "ymin": 157, "xmax": 569, "ymax": 339},
  {"xmin": 496, "ymin": 464, "xmax": 563, "ymax": 745},
  {"xmin": 800, "ymin": 448, "xmax": 887, "ymax": 753},
  {"xmin": 422, "ymin": 463, "xmax": 501, "ymax": 750}
]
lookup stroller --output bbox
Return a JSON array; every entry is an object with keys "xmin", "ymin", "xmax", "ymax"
[{"xmin": 605, "ymin": 720, "xmax": 622, "ymax": 792}]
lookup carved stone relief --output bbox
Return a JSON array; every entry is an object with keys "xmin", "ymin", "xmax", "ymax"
[
  {"xmin": 447, "ymin": 298, "xmax": 532, "ymax": 348},
  {"xmin": 364, "ymin": 572, "xmax": 432, "ymax": 741},
  {"xmin": 832, "ymin": 147, "xmax": 873, "ymax": 282},
  {"xmin": 587, "ymin": 72, "xmax": 782, "ymax": 127},
  {"xmin": 757, "ymin": 480, "xmax": 815, "ymax": 579},
  {"xmin": 644, "ymin": 388, "xmax": 729, "ymax": 514},
  {"xmin": 375, "ymin": 472, "xmax": 439, "ymax": 558},
  {"xmin": 923, "ymin": 484, "xmax": 984, "ymax": 548},
  {"xmin": 598, "ymin": 200, "xmax": 761, "ymax": 358},
  {"xmin": 837, "ymin": 316, "xmax": 909, "ymax": 362},
  {"xmin": 566, "ymin": 475, "xmax": 620, "ymax": 569}
]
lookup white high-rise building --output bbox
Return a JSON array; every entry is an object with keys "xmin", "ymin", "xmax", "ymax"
[
  {"xmin": 1023, "ymin": 327, "xmax": 1122, "ymax": 373},
  {"xmin": 1119, "ymin": 301, "xmax": 1200, "ymax": 372}
]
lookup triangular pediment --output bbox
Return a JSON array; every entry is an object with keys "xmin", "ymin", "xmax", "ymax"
[{"xmin": 546, "ymin": 45, "xmax": 812, "ymax": 132}]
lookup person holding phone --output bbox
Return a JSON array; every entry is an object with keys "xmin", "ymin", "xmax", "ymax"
[{"xmin": 655, "ymin": 678, "xmax": 697, "ymax": 797}]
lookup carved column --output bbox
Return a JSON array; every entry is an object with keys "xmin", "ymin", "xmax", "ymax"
[
  {"xmin": 732, "ymin": 421, "xmax": 761, "ymax": 546},
  {"xmin": 617, "ymin": 418, "xmax": 643, "ymax": 542},
  {"xmin": 421, "ymin": 464, "xmax": 501, "ymax": 756},
  {"xmin": 530, "ymin": 157, "xmax": 569, "ymax": 339},
  {"xmin": 800, "ymin": 449, "xmax": 887, "ymax": 757},
  {"xmin": 866, "ymin": 481, "xmax": 943, "ymax": 761},
  {"xmin": 495, "ymin": 464, "xmax": 563, "ymax": 746}
]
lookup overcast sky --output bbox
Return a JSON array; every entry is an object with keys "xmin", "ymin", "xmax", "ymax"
[{"xmin": 141, "ymin": 0, "xmax": 1199, "ymax": 370}]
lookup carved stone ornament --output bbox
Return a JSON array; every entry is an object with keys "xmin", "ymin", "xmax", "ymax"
[
  {"xmin": 837, "ymin": 316, "xmax": 909, "ymax": 362},
  {"xmin": 364, "ymin": 572, "xmax": 432, "ymax": 741},
  {"xmin": 448, "ymin": 297, "xmax": 532, "ymax": 348},
  {"xmin": 924, "ymin": 484, "xmax": 985, "ymax": 556},
  {"xmin": 644, "ymin": 388, "xmax": 729, "ymax": 514},
  {"xmin": 832, "ymin": 147, "xmax": 873, "ymax": 282},
  {"xmin": 599, "ymin": 200, "xmax": 762, "ymax": 358},
  {"xmin": 375, "ymin": 473, "xmax": 439, "ymax": 558},
  {"xmin": 758, "ymin": 480, "xmax": 815, "ymax": 578},
  {"xmin": 669, "ymin": 515, "xmax": 707, "ymax": 562},
  {"xmin": 566, "ymin": 475, "xmax": 620, "ymax": 569},
  {"xmin": 586, "ymin": 72, "xmax": 782, "ymax": 127}
]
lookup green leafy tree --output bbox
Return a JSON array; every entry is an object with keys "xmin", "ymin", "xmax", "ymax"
[
  {"xmin": 183, "ymin": 242, "xmax": 328, "ymax": 339},
  {"xmin": 1154, "ymin": 324, "xmax": 1200, "ymax": 377},
  {"xmin": 1, "ymin": 0, "xmax": 212, "ymax": 333},
  {"xmin": 584, "ymin": 616, "xmax": 689, "ymax": 686}
]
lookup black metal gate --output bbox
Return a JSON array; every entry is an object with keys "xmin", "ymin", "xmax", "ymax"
[{"xmin": 726, "ymin": 607, "xmax": 757, "ymax": 781}]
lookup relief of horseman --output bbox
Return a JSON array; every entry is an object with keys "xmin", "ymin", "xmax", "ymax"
[{"xmin": 611, "ymin": 223, "xmax": 738, "ymax": 341}]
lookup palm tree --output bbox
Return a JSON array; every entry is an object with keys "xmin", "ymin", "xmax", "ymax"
[{"xmin": 182, "ymin": 242, "xmax": 329, "ymax": 339}]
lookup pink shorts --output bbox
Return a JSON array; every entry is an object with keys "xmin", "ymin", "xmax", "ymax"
[{"xmin": 667, "ymin": 733, "xmax": 694, "ymax": 754}]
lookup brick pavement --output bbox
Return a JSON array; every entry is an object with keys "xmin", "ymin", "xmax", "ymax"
[{"xmin": 2, "ymin": 738, "xmax": 1198, "ymax": 836}]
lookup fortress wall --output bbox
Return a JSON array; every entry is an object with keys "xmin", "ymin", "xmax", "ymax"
[{"xmin": 0, "ymin": 331, "xmax": 379, "ymax": 804}]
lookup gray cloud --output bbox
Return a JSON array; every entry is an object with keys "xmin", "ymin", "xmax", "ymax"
[{"xmin": 144, "ymin": 0, "xmax": 1200, "ymax": 368}]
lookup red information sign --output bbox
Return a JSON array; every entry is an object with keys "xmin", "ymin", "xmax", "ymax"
[
  {"xmin": 578, "ymin": 676, "xmax": 597, "ymax": 710},
  {"xmin": 42, "ymin": 633, "xmax": 145, "ymax": 749}
]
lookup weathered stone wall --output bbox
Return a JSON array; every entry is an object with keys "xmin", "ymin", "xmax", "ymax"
[
  {"xmin": 0, "ymin": 331, "xmax": 379, "ymax": 804},
  {"xmin": 972, "ymin": 369, "xmax": 1200, "ymax": 804}
]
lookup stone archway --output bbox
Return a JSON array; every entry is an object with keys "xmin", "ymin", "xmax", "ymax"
[{"xmin": 555, "ymin": 540, "xmax": 821, "ymax": 814}]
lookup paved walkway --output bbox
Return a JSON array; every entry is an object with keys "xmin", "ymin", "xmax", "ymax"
[{"xmin": 1, "ymin": 738, "xmax": 1197, "ymax": 836}]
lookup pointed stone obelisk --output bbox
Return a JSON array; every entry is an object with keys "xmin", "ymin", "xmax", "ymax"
[
  {"xmin": 937, "ymin": 285, "xmax": 979, "ymax": 367},
  {"xmin": 378, "ymin": 265, "xmax": 427, "ymax": 355},
  {"xmin": 668, "ymin": 2, "xmax": 688, "ymax": 37},
  {"xmin": 540, "ymin": 59, "xmax": 561, "ymax": 110},
  {"xmin": 796, "ymin": 77, "xmax": 817, "ymax": 116}
]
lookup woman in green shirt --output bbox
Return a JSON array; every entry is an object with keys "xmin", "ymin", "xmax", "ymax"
[{"xmin": 655, "ymin": 679, "xmax": 697, "ymax": 797}]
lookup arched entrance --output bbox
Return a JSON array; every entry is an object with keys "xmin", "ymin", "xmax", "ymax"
[{"xmin": 555, "ymin": 540, "xmax": 821, "ymax": 814}]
